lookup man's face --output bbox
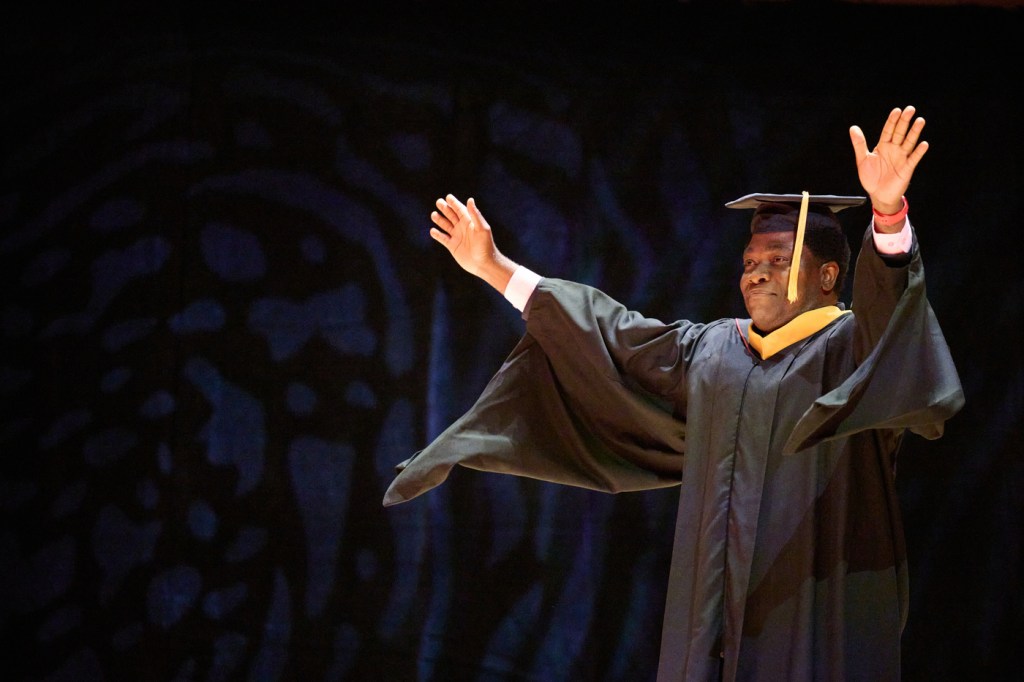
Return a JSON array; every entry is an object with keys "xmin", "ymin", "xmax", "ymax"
[{"xmin": 740, "ymin": 231, "xmax": 832, "ymax": 333}]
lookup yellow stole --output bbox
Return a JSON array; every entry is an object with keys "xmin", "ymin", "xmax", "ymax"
[{"xmin": 747, "ymin": 306, "xmax": 852, "ymax": 360}]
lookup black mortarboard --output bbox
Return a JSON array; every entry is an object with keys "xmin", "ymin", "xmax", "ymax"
[
  {"xmin": 725, "ymin": 192, "xmax": 865, "ymax": 302},
  {"xmin": 726, "ymin": 193, "xmax": 865, "ymax": 233}
]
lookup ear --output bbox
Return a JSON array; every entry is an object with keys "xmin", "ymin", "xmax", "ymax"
[{"xmin": 819, "ymin": 262, "xmax": 840, "ymax": 293}]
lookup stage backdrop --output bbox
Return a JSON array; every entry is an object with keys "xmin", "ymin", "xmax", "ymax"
[{"xmin": 1, "ymin": 3, "xmax": 1021, "ymax": 681}]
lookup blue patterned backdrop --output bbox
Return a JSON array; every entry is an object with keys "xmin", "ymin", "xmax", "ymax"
[{"xmin": 1, "ymin": 3, "xmax": 1021, "ymax": 681}]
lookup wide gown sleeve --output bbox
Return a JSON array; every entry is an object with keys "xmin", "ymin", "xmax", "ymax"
[
  {"xmin": 382, "ymin": 280, "xmax": 689, "ymax": 506},
  {"xmin": 784, "ymin": 225, "xmax": 965, "ymax": 453}
]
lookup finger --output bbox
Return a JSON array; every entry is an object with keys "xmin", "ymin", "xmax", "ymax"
[
  {"xmin": 849, "ymin": 125, "xmax": 869, "ymax": 163},
  {"xmin": 905, "ymin": 139, "xmax": 929, "ymax": 172},
  {"xmin": 446, "ymin": 193, "xmax": 468, "ymax": 212},
  {"xmin": 902, "ymin": 116, "xmax": 926, "ymax": 151},
  {"xmin": 435, "ymin": 197, "xmax": 459, "ymax": 224},
  {"xmin": 446, "ymin": 194, "xmax": 473, "ymax": 225},
  {"xmin": 430, "ymin": 210, "xmax": 453, "ymax": 232},
  {"xmin": 892, "ymin": 105, "xmax": 916, "ymax": 143},
  {"xmin": 429, "ymin": 226, "xmax": 452, "ymax": 246},
  {"xmin": 878, "ymin": 107, "xmax": 902, "ymax": 146}
]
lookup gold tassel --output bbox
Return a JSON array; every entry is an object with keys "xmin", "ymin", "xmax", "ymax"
[{"xmin": 787, "ymin": 191, "xmax": 810, "ymax": 303}]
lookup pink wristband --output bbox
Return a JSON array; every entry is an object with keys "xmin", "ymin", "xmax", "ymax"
[{"xmin": 872, "ymin": 196, "xmax": 909, "ymax": 227}]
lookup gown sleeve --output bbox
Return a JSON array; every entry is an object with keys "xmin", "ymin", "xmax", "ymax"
[
  {"xmin": 382, "ymin": 279, "xmax": 689, "ymax": 507},
  {"xmin": 783, "ymin": 225, "xmax": 965, "ymax": 453}
]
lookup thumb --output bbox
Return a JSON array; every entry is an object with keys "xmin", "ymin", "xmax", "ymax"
[
  {"xmin": 467, "ymin": 197, "xmax": 487, "ymax": 228},
  {"xmin": 849, "ymin": 125, "xmax": 868, "ymax": 162}
]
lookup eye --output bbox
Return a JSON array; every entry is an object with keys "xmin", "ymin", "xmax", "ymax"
[{"xmin": 772, "ymin": 255, "xmax": 789, "ymax": 265}]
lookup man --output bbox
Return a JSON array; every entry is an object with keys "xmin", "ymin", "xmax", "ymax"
[{"xmin": 384, "ymin": 106, "xmax": 964, "ymax": 680}]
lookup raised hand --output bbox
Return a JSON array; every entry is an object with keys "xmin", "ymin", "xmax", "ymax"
[
  {"xmin": 430, "ymin": 194, "xmax": 517, "ymax": 293},
  {"xmin": 849, "ymin": 106, "xmax": 929, "ymax": 214}
]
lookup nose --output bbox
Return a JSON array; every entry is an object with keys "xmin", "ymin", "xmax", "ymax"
[{"xmin": 746, "ymin": 266, "xmax": 769, "ymax": 284}]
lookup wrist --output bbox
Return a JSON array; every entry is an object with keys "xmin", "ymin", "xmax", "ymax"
[
  {"xmin": 872, "ymin": 196, "xmax": 909, "ymax": 227},
  {"xmin": 475, "ymin": 253, "xmax": 518, "ymax": 294}
]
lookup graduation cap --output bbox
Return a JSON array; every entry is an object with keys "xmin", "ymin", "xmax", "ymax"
[{"xmin": 726, "ymin": 192, "xmax": 865, "ymax": 302}]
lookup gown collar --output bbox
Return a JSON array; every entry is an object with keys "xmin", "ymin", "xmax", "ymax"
[{"xmin": 746, "ymin": 306, "xmax": 851, "ymax": 360}]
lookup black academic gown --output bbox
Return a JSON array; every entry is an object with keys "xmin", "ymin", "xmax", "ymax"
[{"xmin": 384, "ymin": 225, "xmax": 964, "ymax": 681}]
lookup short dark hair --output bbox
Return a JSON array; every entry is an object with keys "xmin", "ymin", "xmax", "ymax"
[{"xmin": 802, "ymin": 212, "xmax": 851, "ymax": 294}]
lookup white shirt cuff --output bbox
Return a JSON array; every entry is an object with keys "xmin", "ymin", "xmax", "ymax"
[
  {"xmin": 504, "ymin": 266, "xmax": 542, "ymax": 312},
  {"xmin": 872, "ymin": 216, "xmax": 913, "ymax": 254}
]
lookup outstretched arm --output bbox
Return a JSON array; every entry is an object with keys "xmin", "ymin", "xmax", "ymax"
[
  {"xmin": 430, "ymin": 194, "xmax": 518, "ymax": 294},
  {"xmin": 849, "ymin": 105, "xmax": 929, "ymax": 233}
]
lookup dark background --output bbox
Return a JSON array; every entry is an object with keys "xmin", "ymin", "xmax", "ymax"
[{"xmin": 1, "ymin": 2, "xmax": 1021, "ymax": 680}]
